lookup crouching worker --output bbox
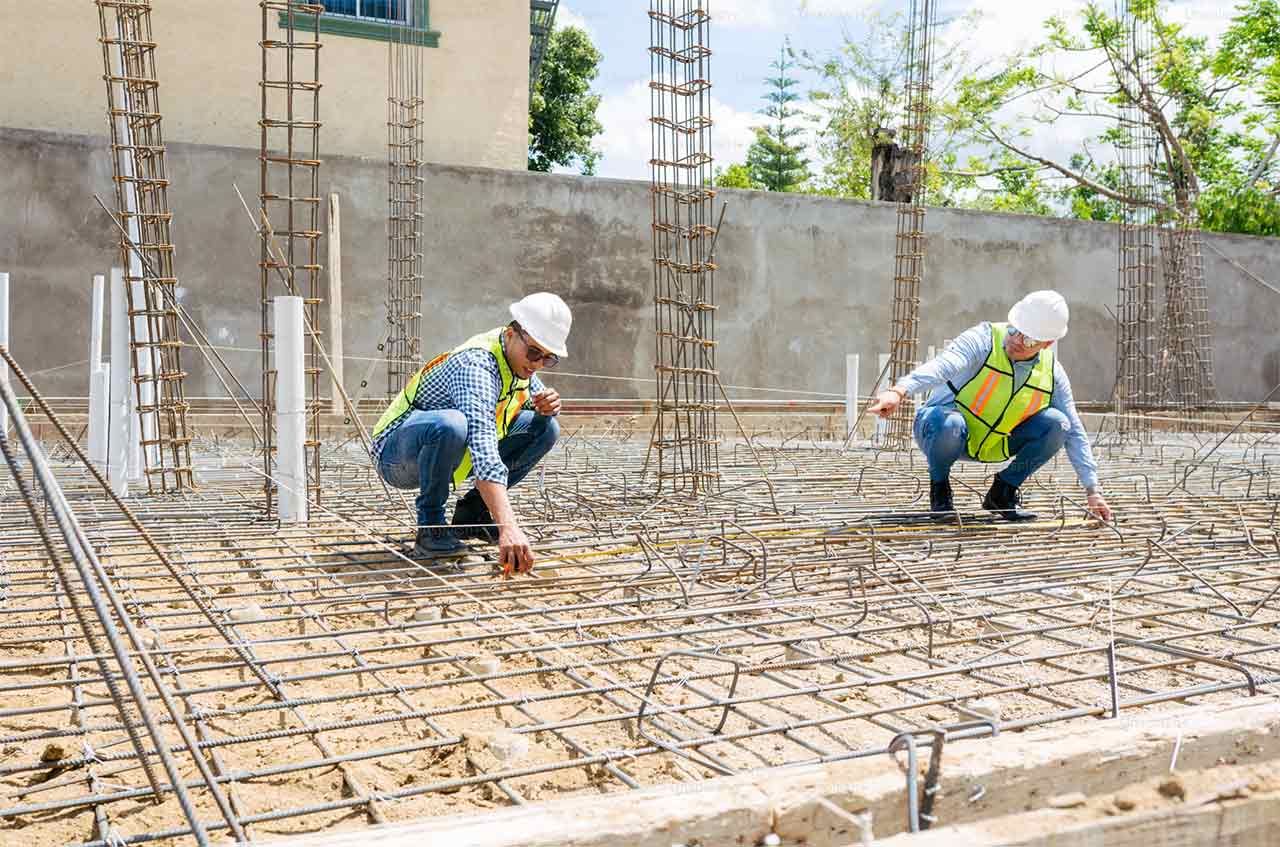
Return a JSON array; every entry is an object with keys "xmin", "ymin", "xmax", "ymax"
[
  {"xmin": 867, "ymin": 290, "xmax": 1112, "ymax": 523},
  {"xmin": 371, "ymin": 292, "xmax": 571, "ymax": 575}
]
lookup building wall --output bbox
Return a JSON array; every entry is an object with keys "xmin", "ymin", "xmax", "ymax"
[
  {"xmin": 0, "ymin": 0, "xmax": 528, "ymax": 167},
  {"xmin": 2, "ymin": 126, "xmax": 1278, "ymax": 406}
]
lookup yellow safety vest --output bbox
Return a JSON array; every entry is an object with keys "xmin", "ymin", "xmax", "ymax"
[
  {"xmin": 948, "ymin": 323, "xmax": 1055, "ymax": 463},
  {"xmin": 372, "ymin": 327, "xmax": 530, "ymax": 486}
]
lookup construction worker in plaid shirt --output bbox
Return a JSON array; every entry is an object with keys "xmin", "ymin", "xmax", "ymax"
[{"xmin": 372, "ymin": 293, "xmax": 571, "ymax": 575}]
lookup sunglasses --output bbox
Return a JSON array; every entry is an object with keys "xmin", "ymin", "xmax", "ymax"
[
  {"xmin": 1009, "ymin": 327, "xmax": 1049, "ymax": 346},
  {"xmin": 515, "ymin": 326, "xmax": 560, "ymax": 367}
]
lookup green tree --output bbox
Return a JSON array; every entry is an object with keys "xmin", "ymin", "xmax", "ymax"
[
  {"xmin": 745, "ymin": 48, "xmax": 811, "ymax": 192},
  {"xmin": 954, "ymin": 0, "xmax": 1280, "ymax": 234},
  {"xmin": 528, "ymin": 26, "xmax": 603, "ymax": 174},
  {"xmin": 797, "ymin": 10, "xmax": 993, "ymax": 206},
  {"xmin": 714, "ymin": 163, "xmax": 759, "ymax": 190}
]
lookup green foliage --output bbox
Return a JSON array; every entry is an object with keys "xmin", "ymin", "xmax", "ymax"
[
  {"xmin": 714, "ymin": 163, "xmax": 759, "ymax": 190},
  {"xmin": 528, "ymin": 27, "xmax": 603, "ymax": 175},
  {"xmin": 1200, "ymin": 183, "xmax": 1280, "ymax": 236},
  {"xmin": 798, "ymin": 10, "xmax": 985, "ymax": 203},
  {"xmin": 745, "ymin": 48, "xmax": 811, "ymax": 192},
  {"xmin": 950, "ymin": 0, "xmax": 1280, "ymax": 235}
]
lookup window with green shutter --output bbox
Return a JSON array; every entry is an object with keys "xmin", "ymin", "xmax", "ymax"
[{"xmin": 277, "ymin": 0, "xmax": 440, "ymax": 47}]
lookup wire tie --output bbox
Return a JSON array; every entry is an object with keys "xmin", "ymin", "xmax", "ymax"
[{"xmin": 81, "ymin": 741, "xmax": 101, "ymax": 764}]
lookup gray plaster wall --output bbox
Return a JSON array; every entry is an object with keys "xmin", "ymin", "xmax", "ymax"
[{"xmin": 2, "ymin": 125, "xmax": 1278, "ymax": 404}]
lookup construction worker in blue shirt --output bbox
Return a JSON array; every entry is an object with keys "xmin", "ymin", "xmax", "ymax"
[{"xmin": 868, "ymin": 290, "xmax": 1113, "ymax": 523}]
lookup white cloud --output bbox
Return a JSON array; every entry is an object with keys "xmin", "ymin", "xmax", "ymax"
[
  {"xmin": 714, "ymin": 0, "xmax": 783, "ymax": 30},
  {"xmin": 714, "ymin": 0, "xmax": 876, "ymax": 29},
  {"xmin": 592, "ymin": 78, "xmax": 761, "ymax": 181},
  {"xmin": 797, "ymin": 0, "xmax": 878, "ymax": 17},
  {"xmin": 555, "ymin": 4, "xmax": 595, "ymax": 40}
]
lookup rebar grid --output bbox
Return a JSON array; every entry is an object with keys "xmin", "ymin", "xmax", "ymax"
[
  {"xmin": 648, "ymin": 0, "xmax": 721, "ymax": 496},
  {"xmin": 259, "ymin": 1, "xmax": 325, "ymax": 515},
  {"xmin": 884, "ymin": 0, "xmax": 937, "ymax": 449},
  {"xmin": 1113, "ymin": 0, "xmax": 1159, "ymax": 441},
  {"xmin": 385, "ymin": 0, "xmax": 425, "ymax": 396},
  {"xmin": 95, "ymin": 0, "xmax": 195, "ymax": 493},
  {"xmin": 4, "ymin": 406, "xmax": 1280, "ymax": 844}
]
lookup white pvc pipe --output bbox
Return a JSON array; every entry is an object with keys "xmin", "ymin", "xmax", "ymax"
[
  {"xmin": 845, "ymin": 353, "xmax": 859, "ymax": 437},
  {"xmin": 0, "ymin": 272, "xmax": 9, "ymax": 437},
  {"xmin": 90, "ymin": 274, "xmax": 105, "ymax": 372},
  {"xmin": 874, "ymin": 352, "xmax": 890, "ymax": 443},
  {"xmin": 129, "ymin": 280, "xmax": 159, "ymax": 474},
  {"xmin": 89, "ymin": 364, "xmax": 111, "ymax": 468},
  {"xmin": 274, "ymin": 296, "xmax": 308, "ymax": 523},
  {"xmin": 327, "ymin": 192, "xmax": 345, "ymax": 416},
  {"xmin": 88, "ymin": 274, "xmax": 108, "ymax": 466},
  {"xmin": 107, "ymin": 268, "xmax": 131, "ymax": 496}
]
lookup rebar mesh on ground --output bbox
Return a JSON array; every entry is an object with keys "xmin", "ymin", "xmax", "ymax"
[
  {"xmin": 1113, "ymin": 0, "xmax": 1159, "ymax": 441},
  {"xmin": 259, "ymin": 1, "xmax": 324, "ymax": 515},
  {"xmin": 385, "ymin": 0, "xmax": 425, "ymax": 396},
  {"xmin": 95, "ymin": 0, "xmax": 195, "ymax": 493},
  {"xmin": 884, "ymin": 0, "xmax": 937, "ymax": 449},
  {"xmin": 648, "ymin": 0, "xmax": 720, "ymax": 495},
  {"xmin": 4, "ymin": 406, "xmax": 1280, "ymax": 845}
]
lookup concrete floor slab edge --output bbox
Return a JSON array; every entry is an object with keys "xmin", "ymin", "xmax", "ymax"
[{"xmin": 258, "ymin": 698, "xmax": 1280, "ymax": 847}]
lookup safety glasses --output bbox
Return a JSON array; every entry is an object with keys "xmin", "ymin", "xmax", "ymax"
[
  {"xmin": 1009, "ymin": 327, "xmax": 1049, "ymax": 346},
  {"xmin": 515, "ymin": 326, "xmax": 560, "ymax": 367}
]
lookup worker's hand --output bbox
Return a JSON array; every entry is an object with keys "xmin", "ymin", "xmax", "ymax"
[
  {"xmin": 867, "ymin": 389, "xmax": 903, "ymax": 419},
  {"xmin": 532, "ymin": 388, "xmax": 561, "ymax": 417},
  {"xmin": 498, "ymin": 524, "xmax": 535, "ymax": 577},
  {"xmin": 1086, "ymin": 492, "xmax": 1113, "ymax": 522}
]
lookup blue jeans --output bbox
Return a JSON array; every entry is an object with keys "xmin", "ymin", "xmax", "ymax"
[
  {"xmin": 376, "ymin": 409, "xmax": 560, "ymax": 527},
  {"xmin": 913, "ymin": 404, "xmax": 1069, "ymax": 488}
]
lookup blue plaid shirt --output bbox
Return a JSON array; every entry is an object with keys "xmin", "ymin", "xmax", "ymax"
[{"xmin": 371, "ymin": 344, "xmax": 546, "ymax": 486}]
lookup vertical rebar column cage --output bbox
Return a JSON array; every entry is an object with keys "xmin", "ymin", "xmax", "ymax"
[
  {"xmin": 386, "ymin": 0, "xmax": 425, "ymax": 396},
  {"xmin": 96, "ymin": 0, "xmax": 195, "ymax": 493},
  {"xmin": 260, "ymin": 2, "xmax": 324, "ymax": 515},
  {"xmin": 1157, "ymin": 208, "xmax": 1217, "ymax": 413},
  {"xmin": 1113, "ymin": 0, "xmax": 1158, "ymax": 441},
  {"xmin": 648, "ymin": 0, "xmax": 720, "ymax": 496},
  {"xmin": 883, "ymin": 0, "xmax": 937, "ymax": 449}
]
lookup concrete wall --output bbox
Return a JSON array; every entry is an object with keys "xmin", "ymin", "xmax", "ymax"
[
  {"xmin": 2, "ymin": 125, "xmax": 1279, "ymax": 404},
  {"xmin": 0, "ymin": 0, "xmax": 528, "ymax": 168}
]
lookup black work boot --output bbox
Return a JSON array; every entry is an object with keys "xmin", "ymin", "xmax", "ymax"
[
  {"xmin": 929, "ymin": 479, "xmax": 954, "ymax": 515},
  {"xmin": 982, "ymin": 475, "xmax": 1037, "ymax": 522},
  {"xmin": 451, "ymin": 492, "xmax": 499, "ymax": 544},
  {"xmin": 410, "ymin": 528, "xmax": 466, "ymax": 574}
]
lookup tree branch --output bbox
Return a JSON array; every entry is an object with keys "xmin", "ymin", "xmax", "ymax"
[
  {"xmin": 940, "ymin": 164, "xmax": 1047, "ymax": 177},
  {"xmin": 979, "ymin": 121, "xmax": 1171, "ymax": 210},
  {"xmin": 1246, "ymin": 133, "xmax": 1280, "ymax": 189}
]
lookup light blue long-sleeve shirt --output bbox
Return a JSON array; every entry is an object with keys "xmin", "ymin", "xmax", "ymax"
[{"xmin": 896, "ymin": 322, "xmax": 1101, "ymax": 491}]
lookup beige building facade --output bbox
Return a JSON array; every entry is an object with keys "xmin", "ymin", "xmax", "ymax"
[{"xmin": 0, "ymin": 0, "xmax": 530, "ymax": 168}]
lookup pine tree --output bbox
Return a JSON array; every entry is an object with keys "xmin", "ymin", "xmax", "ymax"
[{"xmin": 746, "ymin": 48, "xmax": 811, "ymax": 192}]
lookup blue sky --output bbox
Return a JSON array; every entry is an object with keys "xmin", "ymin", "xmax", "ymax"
[{"xmin": 554, "ymin": 0, "xmax": 1227, "ymax": 182}]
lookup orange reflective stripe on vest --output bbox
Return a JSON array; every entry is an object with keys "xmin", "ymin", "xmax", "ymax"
[{"xmin": 948, "ymin": 323, "xmax": 1055, "ymax": 463}]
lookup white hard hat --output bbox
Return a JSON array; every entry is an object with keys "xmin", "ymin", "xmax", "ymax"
[
  {"xmin": 509, "ymin": 292, "xmax": 572, "ymax": 357},
  {"xmin": 1008, "ymin": 290, "xmax": 1069, "ymax": 342}
]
